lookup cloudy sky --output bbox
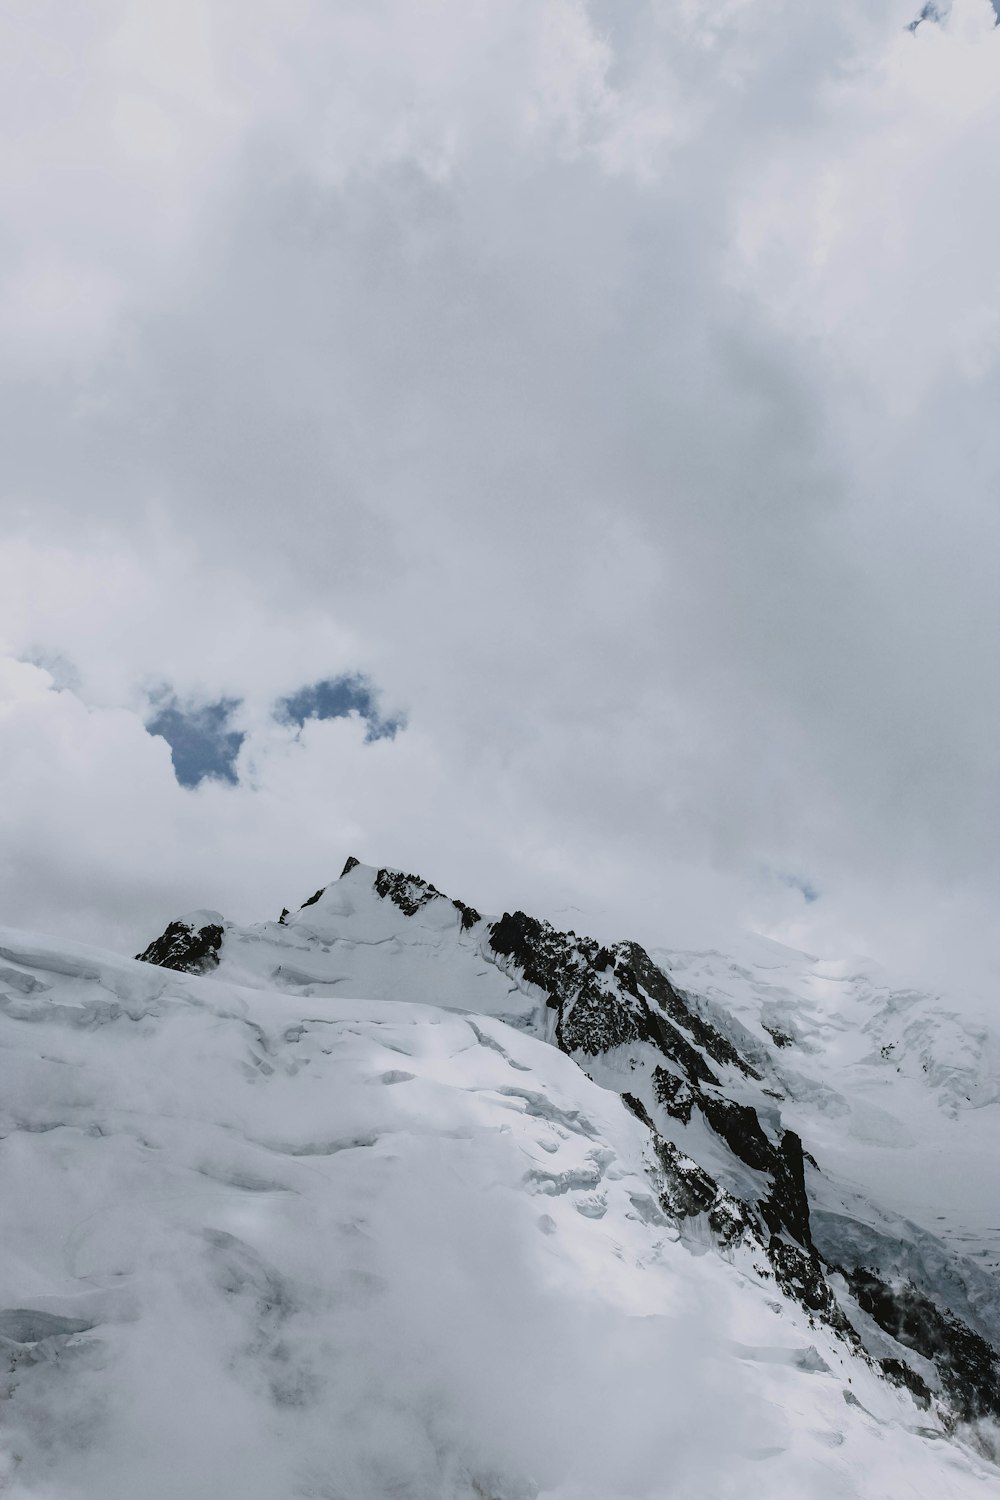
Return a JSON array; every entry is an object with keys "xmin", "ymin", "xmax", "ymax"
[{"xmin": 1, "ymin": 0, "xmax": 998, "ymax": 996}]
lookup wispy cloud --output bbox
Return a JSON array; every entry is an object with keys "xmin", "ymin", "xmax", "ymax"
[{"xmin": 0, "ymin": 1, "xmax": 998, "ymax": 995}]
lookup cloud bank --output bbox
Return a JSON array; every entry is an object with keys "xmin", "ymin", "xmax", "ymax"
[{"xmin": 1, "ymin": 0, "xmax": 998, "ymax": 996}]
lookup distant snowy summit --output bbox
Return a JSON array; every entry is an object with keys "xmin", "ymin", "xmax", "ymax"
[
  {"xmin": 8, "ymin": 906, "xmax": 1000, "ymax": 1497},
  {"xmin": 137, "ymin": 857, "xmax": 1000, "ymax": 1435},
  {"xmin": 0, "ymin": 865, "xmax": 997, "ymax": 1497}
]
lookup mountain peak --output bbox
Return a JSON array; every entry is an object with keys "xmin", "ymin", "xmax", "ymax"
[
  {"xmin": 131, "ymin": 861, "xmax": 1000, "ymax": 1432},
  {"xmin": 134, "ymin": 909, "xmax": 225, "ymax": 974}
]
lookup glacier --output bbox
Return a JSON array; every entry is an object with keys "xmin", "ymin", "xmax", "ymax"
[{"xmin": 0, "ymin": 859, "xmax": 997, "ymax": 1497}]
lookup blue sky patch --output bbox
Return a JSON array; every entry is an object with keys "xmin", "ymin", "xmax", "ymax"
[
  {"xmin": 275, "ymin": 675, "xmax": 404, "ymax": 742},
  {"xmin": 778, "ymin": 872, "xmax": 820, "ymax": 905},
  {"xmin": 910, "ymin": 1, "xmax": 1000, "ymax": 27},
  {"xmin": 147, "ymin": 697, "xmax": 245, "ymax": 788}
]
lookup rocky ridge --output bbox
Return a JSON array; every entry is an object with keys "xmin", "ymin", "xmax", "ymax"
[{"xmin": 137, "ymin": 858, "xmax": 1000, "ymax": 1430}]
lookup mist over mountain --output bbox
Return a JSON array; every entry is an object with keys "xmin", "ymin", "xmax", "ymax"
[
  {"xmin": 1, "ymin": 857, "xmax": 997, "ymax": 1497},
  {"xmin": 2, "ymin": 0, "xmax": 1000, "ymax": 1000},
  {"xmin": 3, "ymin": 1, "xmax": 999, "ymax": 1492}
]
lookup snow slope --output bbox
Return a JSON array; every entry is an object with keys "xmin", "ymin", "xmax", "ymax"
[
  {"xmin": 0, "ymin": 864, "xmax": 998, "ymax": 1496},
  {"xmin": 137, "ymin": 862, "xmax": 1000, "ymax": 1426},
  {"xmin": 661, "ymin": 938, "xmax": 1000, "ymax": 1279}
]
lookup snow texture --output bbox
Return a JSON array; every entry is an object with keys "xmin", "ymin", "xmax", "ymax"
[{"xmin": 0, "ymin": 864, "xmax": 998, "ymax": 1496}]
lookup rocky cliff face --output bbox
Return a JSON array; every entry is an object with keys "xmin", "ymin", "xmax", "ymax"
[
  {"xmin": 137, "ymin": 859, "xmax": 1000, "ymax": 1428},
  {"xmin": 135, "ymin": 910, "xmax": 225, "ymax": 973},
  {"xmin": 9, "ymin": 909, "xmax": 1000, "ymax": 1499}
]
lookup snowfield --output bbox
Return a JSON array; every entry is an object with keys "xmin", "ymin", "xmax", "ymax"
[
  {"xmin": 0, "ymin": 870, "xmax": 998, "ymax": 1497},
  {"xmin": 662, "ymin": 939, "xmax": 1000, "ymax": 1279}
]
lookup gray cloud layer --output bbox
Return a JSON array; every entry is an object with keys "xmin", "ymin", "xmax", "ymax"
[{"xmin": 1, "ymin": 1, "xmax": 998, "ymax": 996}]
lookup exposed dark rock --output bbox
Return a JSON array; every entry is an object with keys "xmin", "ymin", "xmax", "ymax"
[
  {"xmin": 878, "ymin": 1357, "xmax": 932, "ymax": 1408},
  {"xmin": 488, "ymin": 913, "xmax": 741, "ymax": 1073},
  {"xmin": 278, "ymin": 908, "xmax": 289, "ymax": 925},
  {"xmin": 452, "ymin": 898, "xmax": 482, "ymax": 931},
  {"xmin": 456, "ymin": 876, "xmax": 1000, "ymax": 1420},
  {"xmin": 488, "ymin": 912, "xmax": 637, "ymax": 1053},
  {"xmin": 486, "ymin": 904, "xmax": 845, "ymax": 1322},
  {"xmin": 699, "ymin": 1093, "xmax": 776, "ymax": 1174},
  {"xmin": 625, "ymin": 1103, "xmax": 759, "ymax": 1248},
  {"xmin": 760, "ymin": 1130, "xmax": 813, "ymax": 1250},
  {"xmin": 653, "ymin": 1071, "xmax": 812, "ymax": 1249},
  {"xmin": 653, "ymin": 1137, "xmax": 719, "ymax": 1220},
  {"xmin": 136, "ymin": 918, "xmax": 224, "ymax": 975},
  {"xmin": 300, "ymin": 888, "xmax": 326, "ymax": 910},
  {"xmin": 341, "ymin": 855, "xmax": 360, "ymax": 876},
  {"xmin": 709, "ymin": 1195, "xmax": 759, "ymax": 1248},
  {"xmin": 649, "ymin": 1133, "xmax": 758, "ymax": 1247},
  {"xmin": 652, "ymin": 1066, "xmax": 697, "ymax": 1124},
  {"xmin": 621, "ymin": 1092, "xmax": 655, "ymax": 1130},
  {"xmin": 632, "ymin": 1006, "xmax": 719, "ymax": 1085},
  {"xmin": 489, "ymin": 911, "xmax": 558, "ymax": 989},
  {"xmin": 138, "ymin": 858, "xmax": 1000, "ymax": 1429},
  {"xmin": 615, "ymin": 943, "xmax": 760, "ymax": 1079},
  {"xmin": 768, "ymin": 1240, "xmax": 856, "ymax": 1338},
  {"xmin": 560, "ymin": 979, "xmax": 643, "ymax": 1055},
  {"xmin": 374, "ymin": 867, "xmax": 441, "ymax": 916},
  {"xmin": 848, "ymin": 1269, "xmax": 1000, "ymax": 1422}
]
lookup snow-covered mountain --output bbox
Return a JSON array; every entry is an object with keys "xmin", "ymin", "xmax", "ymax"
[{"xmin": 0, "ymin": 860, "xmax": 997, "ymax": 1498}]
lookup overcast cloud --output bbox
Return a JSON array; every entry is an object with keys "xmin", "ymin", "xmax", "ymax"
[{"xmin": 1, "ymin": 0, "xmax": 998, "ymax": 998}]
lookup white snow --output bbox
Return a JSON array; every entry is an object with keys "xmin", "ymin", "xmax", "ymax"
[
  {"xmin": 202, "ymin": 865, "xmax": 1000, "ymax": 1288},
  {"xmin": 0, "ymin": 899, "xmax": 998, "ymax": 1497},
  {"xmin": 659, "ymin": 936, "xmax": 1000, "ymax": 1277}
]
